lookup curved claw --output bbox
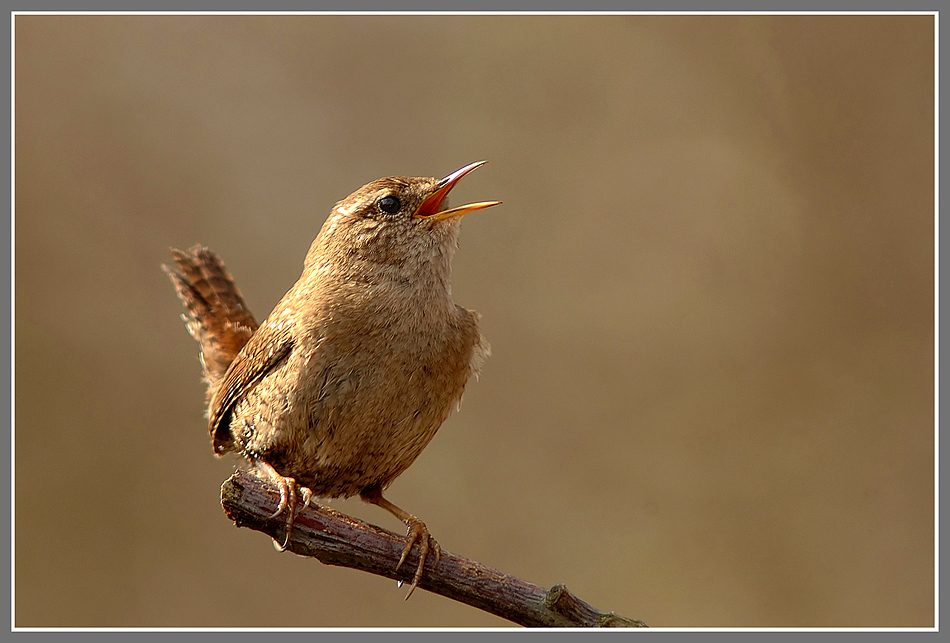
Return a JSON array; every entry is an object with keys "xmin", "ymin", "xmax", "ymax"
[
  {"xmin": 396, "ymin": 518, "xmax": 441, "ymax": 600},
  {"xmin": 253, "ymin": 459, "xmax": 312, "ymax": 551},
  {"xmin": 357, "ymin": 487, "xmax": 439, "ymax": 600},
  {"xmin": 268, "ymin": 477, "xmax": 291, "ymax": 519}
]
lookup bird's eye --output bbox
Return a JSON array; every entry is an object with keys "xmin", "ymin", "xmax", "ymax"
[{"xmin": 378, "ymin": 195, "xmax": 401, "ymax": 214}]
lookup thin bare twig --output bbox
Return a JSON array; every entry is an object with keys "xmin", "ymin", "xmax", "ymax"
[{"xmin": 220, "ymin": 470, "xmax": 647, "ymax": 628}]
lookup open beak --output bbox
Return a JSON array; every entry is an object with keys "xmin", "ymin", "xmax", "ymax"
[{"xmin": 413, "ymin": 161, "xmax": 502, "ymax": 221}]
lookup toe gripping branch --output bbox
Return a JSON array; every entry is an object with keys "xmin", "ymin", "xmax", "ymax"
[{"xmin": 220, "ymin": 469, "xmax": 647, "ymax": 627}]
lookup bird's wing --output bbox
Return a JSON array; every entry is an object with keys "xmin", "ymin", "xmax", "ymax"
[{"xmin": 208, "ymin": 320, "xmax": 295, "ymax": 454}]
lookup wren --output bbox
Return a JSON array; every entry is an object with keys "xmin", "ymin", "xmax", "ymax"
[{"xmin": 166, "ymin": 161, "xmax": 499, "ymax": 597}]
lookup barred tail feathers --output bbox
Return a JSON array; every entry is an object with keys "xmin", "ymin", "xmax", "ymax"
[{"xmin": 164, "ymin": 245, "xmax": 258, "ymax": 396}]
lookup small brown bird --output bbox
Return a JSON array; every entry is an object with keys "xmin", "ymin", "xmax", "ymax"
[{"xmin": 166, "ymin": 161, "xmax": 499, "ymax": 596}]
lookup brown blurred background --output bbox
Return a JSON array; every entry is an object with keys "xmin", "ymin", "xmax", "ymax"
[{"xmin": 14, "ymin": 15, "xmax": 934, "ymax": 627}]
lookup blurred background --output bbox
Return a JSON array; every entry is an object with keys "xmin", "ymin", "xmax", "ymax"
[{"xmin": 14, "ymin": 14, "xmax": 934, "ymax": 627}]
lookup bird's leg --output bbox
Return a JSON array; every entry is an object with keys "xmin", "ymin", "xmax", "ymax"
[
  {"xmin": 360, "ymin": 486, "xmax": 441, "ymax": 600},
  {"xmin": 252, "ymin": 458, "xmax": 312, "ymax": 551}
]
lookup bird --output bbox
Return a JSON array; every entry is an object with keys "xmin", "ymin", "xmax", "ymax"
[{"xmin": 165, "ymin": 161, "xmax": 500, "ymax": 597}]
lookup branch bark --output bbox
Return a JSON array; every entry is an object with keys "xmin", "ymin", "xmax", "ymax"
[{"xmin": 220, "ymin": 470, "xmax": 647, "ymax": 628}]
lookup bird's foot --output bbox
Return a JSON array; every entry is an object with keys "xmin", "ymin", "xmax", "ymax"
[
  {"xmin": 396, "ymin": 517, "xmax": 441, "ymax": 600},
  {"xmin": 252, "ymin": 459, "xmax": 312, "ymax": 551},
  {"xmin": 358, "ymin": 487, "xmax": 439, "ymax": 599},
  {"xmin": 269, "ymin": 479, "xmax": 312, "ymax": 551}
]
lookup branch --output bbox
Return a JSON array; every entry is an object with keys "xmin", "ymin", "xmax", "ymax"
[{"xmin": 220, "ymin": 470, "xmax": 647, "ymax": 628}]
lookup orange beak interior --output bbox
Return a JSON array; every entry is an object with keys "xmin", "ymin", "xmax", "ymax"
[{"xmin": 413, "ymin": 161, "xmax": 502, "ymax": 221}]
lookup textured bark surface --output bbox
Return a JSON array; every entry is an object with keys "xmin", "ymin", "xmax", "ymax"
[{"xmin": 221, "ymin": 470, "xmax": 647, "ymax": 628}]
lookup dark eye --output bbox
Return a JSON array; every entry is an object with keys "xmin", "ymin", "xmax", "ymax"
[{"xmin": 378, "ymin": 195, "xmax": 401, "ymax": 214}]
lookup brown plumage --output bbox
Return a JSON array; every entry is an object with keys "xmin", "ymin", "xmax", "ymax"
[
  {"xmin": 164, "ymin": 247, "xmax": 258, "ymax": 398},
  {"xmin": 165, "ymin": 162, "xmax": 499, "ymax": 596}
]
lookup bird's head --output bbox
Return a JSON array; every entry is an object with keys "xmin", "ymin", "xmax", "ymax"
[{"xmin": 306, "ymin": 161, "xmax": 500, "ymax": 281}]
